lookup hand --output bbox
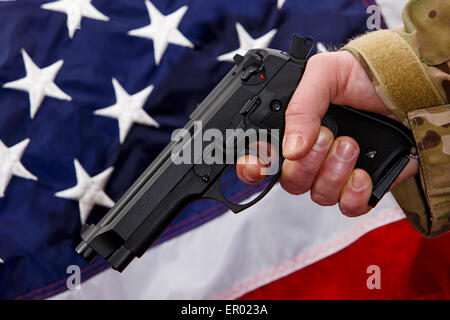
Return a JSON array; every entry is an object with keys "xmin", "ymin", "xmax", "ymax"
[{"xmin": 236, "ymin": 51, "xmax": 418, "ymax": 217}]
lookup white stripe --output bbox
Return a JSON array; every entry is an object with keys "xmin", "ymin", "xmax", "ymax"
[
  {"xmin": 376, "ymin": 0, "xmax": 409, "ymax": 28},
  {"xmin": 52, "ymin": 184, "xmax": 404, "ymax": 300}
]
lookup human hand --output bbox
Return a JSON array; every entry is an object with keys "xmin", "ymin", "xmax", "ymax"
[{"xmin": 236, "ymin": 51, "xmax": 418, "ymax": 217}]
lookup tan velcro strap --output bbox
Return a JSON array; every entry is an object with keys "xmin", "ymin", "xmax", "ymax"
[{"xmin": 344, "ymin": 30, "xmax": 445, "ymax": 113}]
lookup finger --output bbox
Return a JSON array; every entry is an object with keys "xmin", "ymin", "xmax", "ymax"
[
  {"xmin": 236, "ymin": 154, "xmax": 266, "ymax": 184},
  {"xmin": 283, "ymin": 51, "xmax": 387, "ymax": 161},
  {"xmin": 339, "ymin": 169, "xmax": 373, "ymax": 217},
  {"xmin": 247, "ymin": 140, "xmax": 276, "ymax": 167},
  {"xmin": 339, "ymin": 157, "xmax": 419, "ymax": 217},
  {"xmin": 280, "ymin": 126, "xmax": 334, "ymax": 195},
  {"xmin": 310, "ymin": 136, "xmax": 359, "ymax": 206}
]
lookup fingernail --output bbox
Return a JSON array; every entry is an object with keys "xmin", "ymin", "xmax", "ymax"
[
  {"xmin": 283, "ymin": 133, "xmax": 303, "ymax": 157},
  {"xmin": 335, "ymin": 141, "xmax": 356, "ymax": 161},
  {"xmin": 351, "ymin": 171, "xmax": 369, "ymax": 191},
  {"xmin": 243, "ymin": 166, "xmax": 259, "ymax": 183},
  {"xmin": 312, "ymin": 130, "xmax": 332, "ymax": 151}
]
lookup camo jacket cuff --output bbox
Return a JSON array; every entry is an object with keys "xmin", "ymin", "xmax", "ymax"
[{"xmin": 403, "ymin": 106, "xmax": 450, "ymax": 237}]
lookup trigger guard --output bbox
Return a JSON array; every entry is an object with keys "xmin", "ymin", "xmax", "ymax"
[{"xmin": 202, "ymin": 163, "xmax": 282, "ymax": 213}]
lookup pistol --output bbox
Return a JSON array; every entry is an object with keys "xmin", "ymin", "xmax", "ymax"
[{"xmin": 76, "ymin": 35, "xmax": 415, "ymax": 272}]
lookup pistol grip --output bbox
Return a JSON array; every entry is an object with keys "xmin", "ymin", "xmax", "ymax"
[{"xmin": 321, "ymin": 104, "xmax": 415, "ymax": 206}]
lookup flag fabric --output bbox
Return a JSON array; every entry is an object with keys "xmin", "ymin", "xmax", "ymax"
[{"xmin": 0, "ymin": 0, "xmax": 448, "ymax": 300}]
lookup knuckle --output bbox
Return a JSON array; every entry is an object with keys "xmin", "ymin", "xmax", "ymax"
[
  {"xmin": 339, "ymin": 203, "xmax": 364, "ymax": 217},
  {"xmin": 280, "ymin": 180, "xmax": 307, "ymax": 195},
  {"xmin": 339, "ymin": 206, "xmax": 358, "ymax": 217},
  {"xmin": 338, "ymin": 192, "xmax": 371, "ymax": 217},
  {"xmin": 280, "ymin": 162, "xmax": 311, "ymax": 195},
  {"xmin": 324, "ymin": 169, "xmax": 345, "ymax": 185},
  {"xmin": 306, "ymin": 52, "xmax": 338, "ymax": 72},
  {"xmin": 320, "ymin": 126, "xmax": 334, "ymax": 140},
  {"xmin": 300, "ymin": 152, "xmax": 322, "ymax": 172},
  {"xmin": 307, "ymin": 53, "xmax": 328, "ymax": 66},
  {"xmin": 284, "ymin": 110, "xmax": 317, "ymax": 125},
  {"xmin": 310, "ymin": 191, "xmax": 338, "ymax": 206}
]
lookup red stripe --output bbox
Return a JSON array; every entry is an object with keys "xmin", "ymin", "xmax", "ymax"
[{"xmin": 239, "ymin": 220, "xmax": 450, "ymax": 299}]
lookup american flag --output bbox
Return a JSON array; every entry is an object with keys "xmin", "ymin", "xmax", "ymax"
[{"xmin": 1, "ymin": 0, "xmax": 448, "ymax": 300}]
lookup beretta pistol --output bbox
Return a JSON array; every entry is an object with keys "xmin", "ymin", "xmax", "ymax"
[{"xmin": 76, "ymin": 35, "xmax": 415, "ymax": 272}]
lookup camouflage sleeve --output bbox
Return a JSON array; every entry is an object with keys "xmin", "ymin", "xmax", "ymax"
[{"xmin": 342, "ymin": 0, "xmax": 450, "ymax": 237}]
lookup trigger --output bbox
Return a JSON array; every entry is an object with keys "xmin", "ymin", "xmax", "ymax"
[{"xmin": 202, "ymin": 173, "xmax": 244, "ymax": 213}]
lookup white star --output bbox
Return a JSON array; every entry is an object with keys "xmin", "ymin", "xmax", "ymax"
[
  {"xmin": 128, "ymin": 0, "xmax": 194, "ymax": 65},
  {"xmin": 0, "ymin": 257, "xmax": 3, "ymax": 263},
  {"xmin": 41, "ymin": 0, "xmax": 109, "ymax": 38},
  {"xmin": 94, "ymin": 78, "xmax": 160, "ymax": 144},
  {"xmin": 217, "ymin": 23, "xmax": 277, "ymax": 62},
  {"xmin": 0, "ymin": 138, "xmax": 37, "ymax": 198},
  {"xmin": 55, "ymin": 159, "xmax": 114, "ymax": 224},
  {"xmin": 277, "ymin": 0, "xmax": 285, "ymax": 9},
  {"xmin": 3, "ymin": 49, "xmax": 71, "ymax": 119},
  {"xmin": 317, "ymin": 42, "xmax": 328, "ymax": 53}
]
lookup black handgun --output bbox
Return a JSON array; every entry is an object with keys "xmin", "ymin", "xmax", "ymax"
[{"xmin": 76, "ymin": 35, "xmax": 415, "ymax": 272}]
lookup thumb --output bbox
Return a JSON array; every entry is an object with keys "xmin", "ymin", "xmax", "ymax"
[
  {"xmin": 283, "ymin": 51, "xmax": 385, "ymax": 160},
  {"xmin": 283, "ymin": 52, "xmax": 342, "ymax": 160}
]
